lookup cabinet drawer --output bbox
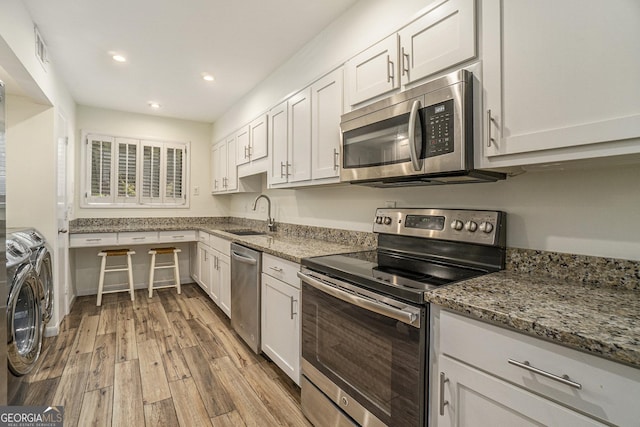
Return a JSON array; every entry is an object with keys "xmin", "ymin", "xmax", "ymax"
[
  {"xmin": 210, "ymin": 235, "xmax": 230, "ymax": 256},
  {"xmin": 197, "ymin": 231, "xmax": 211, "ymax": 244},
  {"xmin": 262, "ymin": 253, "xmax": 300, "ymax": 288},
  {"xmin": 158, "ymin": 230, "xmax": 197, "ymax": 243},
  {"xmin": 118, "ymin": 231, "xmax": 159, "ymax": 245},
  {"xmin": 439, "ymin": 309, "xmax": 640, "ymax": 426},
  {"xmin": 70, "ymin": 233, "xmax": 118, "ymax": 248}
]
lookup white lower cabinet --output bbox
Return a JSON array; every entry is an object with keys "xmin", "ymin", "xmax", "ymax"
[
  {"xmin": 261, "ymin": 254, "xmax": 300, "ymax": 385},
  {"xmin": 431, "ymin": 307, "xmax": 640, "ymax": 427},
  {"xmin": 194, "ymin": 233, "xmax": 231, "ymax": 318}
]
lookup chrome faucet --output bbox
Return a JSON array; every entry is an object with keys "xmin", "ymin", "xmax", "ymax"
[{"xmin": 252, "ymin": 194, "xmax": 276, "ymax": 232}]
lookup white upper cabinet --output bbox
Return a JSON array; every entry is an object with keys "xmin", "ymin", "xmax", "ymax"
[
  {"xmin": 237, "ymin": 114, "xmax": 268, "ymax": 166},
  {"xmin": 311, "ymin": 68, "xmax": 343, "ymax": 181},
  {"xmin": 210, "ymin": 135, "xmax": 237, "ymax": 194},
  {"xmin": 288, "ymin": 87, "xmax": 313, "ymax": 183},
  {"xmin": 481, "ymin": 0, "xmax": 640, "ymax": 167},
  {"xmin": 399, "ymin": 0, "xmax": 476, "ymax": 86},
  {"xmin": 345, "ymin": 34, "xmax": 399, "ymax": 107},
  {"xmin": 269, "ymin": 100, "xmax": 289, "ymax": 186}
]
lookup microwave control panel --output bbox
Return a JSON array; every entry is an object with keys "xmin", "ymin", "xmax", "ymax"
[{"xmin": 425, "ymin": 99, "xmax": 454, "ymax": 158}]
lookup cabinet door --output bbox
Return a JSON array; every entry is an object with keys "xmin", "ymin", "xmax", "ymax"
[
  {"xmin": 261, "ymin": 274, "xmax": 300, "ymax": 385},
  {"xmin": 437, "ymin": 355, "xmax": 606, "ymax": 427},
  {"xmin": 225, "ymin": 136, "xmax": 238, "ymax": 192},
  {"xmin": 345, "ymin": 34, "xmax": 399, "ymax": 106},
  {"xmin": 197, "ymin": 243, "xmax": 210, "ymax": 293},
  {"xmin": 482, "ymin": 0, "xmax": 640, "ymax": 162},
  {"xmin": 208, "ymin": 250, "xmax": 220, "ymax": 304},
  {"xmin": 399, "ymin": 0, "xmax": 476, "ymax": 85},
  {"xmin": 269, "ymin": 101, "xmax": 289, "ymax": 186},
  {"xmin": 311, "ymin": 68, "xmax": 343, "ymax": 180},
  {"xmin": 217, "ymin": 254, "xmax": 231, "ymax": 318},
  {"xmin": 288, "ymin": 87, "xmax": 312, "ymax": 183},
  {"xmin": 210, "ymin": 143, "xmax": 221, "ymax": 193},
  {"xmin": 249, "ymin": 114, "xmax": 268, "ymax": 161},
  {"xmin": 236, "ymin": 125, "xmax": 251, "ymax": 166}
]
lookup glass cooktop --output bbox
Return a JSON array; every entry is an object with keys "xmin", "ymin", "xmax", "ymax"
[{"xmin": 301, "ymin": 250, "xmax": 486, "ymax": 304}]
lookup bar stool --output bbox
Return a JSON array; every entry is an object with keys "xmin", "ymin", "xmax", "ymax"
[
  {"xmin": 148, "ymin": 247, "xmax": 181, "ymax": 298},
  {"xmin": 96, "ymin": 249, "xmax": 136, "ymax": 306}
]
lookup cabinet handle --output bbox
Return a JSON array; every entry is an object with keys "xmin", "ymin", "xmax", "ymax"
[
  {"xmin": 280, "ymin": 161, "xmax": 286, "ymax": 178},
  {"xmin": 507, "ymin": 359, "xmax": 582, "ymax": 390},
  {"xmin": 286, "ymin": 162, "xmax": 291, "ymax": 176},
  {"xmin": 401, "ymin": 47, "xmax": 410, "ymax": 76},
  {"xmin": 269, "ymin": 266, "xmax": 284, "ymax": 273},
  {"xmin": 172, "ymin": 235, "xmax": 185, "ymax": 239},
  {"xmin": 333, "ymin": 148, "xmax": 339, "ymax": 171},
  {"xmin": 214, "ymin": 256, "xmax": 219, "ymax": 270},
  {"xmin": 387, "ymin": 55, "xmax": 394, "ymax": 83},
  {"xmin": 214, "ymin": 179, "xmax": 218, "ymax": 189},
  {"xmin": 248, "ymin": 145, "xmax": 252, "ymax": 158},
  {"xmin": 86, "ymin": 238, "xmax": 102, "ymax": 242},
  {"xmin": 439, "ymin": 372, "xmax": 449, "ymax": 416},
  {"xmin": 487, "ymin": 109, "xmax": 496, "ymax": 148},
  {"xmin": 223, "ymin": 177, "xmax": 227, "ymax": 188},
  {"xmin": 244, "ymin": 146, "xmax": 249, "ymax": 159},
  {"xmin": 290, "ymin": 296, "xmax": 297, "ymax": 320},
  {"xmin": 132, "ymin": 237, "xmax": 146, "ymax": 241}
]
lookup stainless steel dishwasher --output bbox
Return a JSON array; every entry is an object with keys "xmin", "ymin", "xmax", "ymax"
[{"xmin": 230, "ymin": 243, "xmax": 262, "ymax": 354}]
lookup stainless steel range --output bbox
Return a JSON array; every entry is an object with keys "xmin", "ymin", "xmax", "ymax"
[{"xmin": 298, "ymin": 208, "xmax": 506, "ymax": 427}]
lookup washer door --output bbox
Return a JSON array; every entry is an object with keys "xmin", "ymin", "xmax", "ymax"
[
  {"xmin": 7, "ymin": 264, "xmax": 42, "ymax": 376},
  {"xmin": 35, "ymin": 248, "xmax": 53, "ymax": 324}
]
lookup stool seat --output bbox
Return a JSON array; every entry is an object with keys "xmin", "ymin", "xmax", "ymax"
[
  {"xmin": 148, "ymin": 247, "xmax": 181, "ymax": 298},
  {"xmin": 97, "ymin": 249, "xmax": 135, "ymax": 306}
]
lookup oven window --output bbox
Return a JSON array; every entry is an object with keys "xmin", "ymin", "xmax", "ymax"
[
  {"xmin": 302, "ymin": 282, "xmax": 425, "ymax": 426},
  {"xmin": 343, "ymin": 113, "xmax": 417, "ymax": 169}
]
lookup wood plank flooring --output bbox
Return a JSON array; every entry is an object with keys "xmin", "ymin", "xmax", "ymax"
[{"xmin": 23, "ymin": 284, "xmax": 310, "ymax": 427}]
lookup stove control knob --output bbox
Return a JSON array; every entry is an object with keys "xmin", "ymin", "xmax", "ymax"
[
  {"xmin": 465, "ymin": 221, "xmax": 478, "ymax": 232},
  {"xmin": 375, "ymin": 216, "xmax": 383, "ymax": 224},
  {"xmin": 383, "ymin": 216, "xmax": 393, "ymax": 225},
  {"xmin": 479, "ymin": 221, "xmax": 494, "ymax": 233},
  {"xmin": 450, "ymin": 220, "xmax": 464, "ymax": 231}
]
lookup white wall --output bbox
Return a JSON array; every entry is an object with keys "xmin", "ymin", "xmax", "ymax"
[
  {"xmin": 229, "ymin": 164, "xmax": 640, "ymax": 261},
  {"xmin": 75, "ymin": 105, "xmax": 226, "ymax": 218}
]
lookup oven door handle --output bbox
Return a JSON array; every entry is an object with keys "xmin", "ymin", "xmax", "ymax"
[{"xmin": 298, "ymin": 272, "xmax": 420, "ymax": 327}]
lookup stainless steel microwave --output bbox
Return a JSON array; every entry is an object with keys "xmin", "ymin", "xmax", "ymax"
[{"xmin": 340, "ymin": 69, "xmax": 505, "ymax": 186}]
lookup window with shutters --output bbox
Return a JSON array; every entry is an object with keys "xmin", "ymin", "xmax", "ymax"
[{"xmin": 83, "ymin": 132, "xmax": 189, "ymax": 208}]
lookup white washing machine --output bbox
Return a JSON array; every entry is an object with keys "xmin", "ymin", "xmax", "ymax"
[
  {"xmin": 6, "ymin": 237, "xmax": 43, "ymax": 405},
  {"xmin": 11, "ymin": 228, "xmax": 53, "ymax": 325}
]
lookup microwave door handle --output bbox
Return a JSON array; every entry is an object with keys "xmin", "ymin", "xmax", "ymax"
[
  {"xmin": 298, "ymin": 272, "xmax": 420, "ymax": 327},
  {"xmin": 408, "ymin": 99, "xmax": 423, "ymax": 171}
]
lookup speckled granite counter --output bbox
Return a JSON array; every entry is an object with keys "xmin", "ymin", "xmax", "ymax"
[
  {"xmin": 69, "ymin": 217, "xmax": 375, "ymax": 263},
  {"xmin": 427, "ymin": 251, "xmax": 640, "ymax": 368}
]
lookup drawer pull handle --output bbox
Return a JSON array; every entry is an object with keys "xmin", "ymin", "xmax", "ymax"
[
  {"xmin": 132, "ymin": 237, "xmax": 146, "ymax": 240},
  {"xmin": 86, "ymin": 238, "xmax": 102, "ymax": 242},
  {"xmin": 508, "ymin": 359, "xmax": 582, "ymax": 390},
  {"xmin": 269, "ymin": 266, "xmax": 284, "ymax": 273},
  {"xmin": 172, "ymin": 235, "xmax": 185, "ymax": 239},
  {"xmin": 439, "ymin": 372, "xmax": 449, "ymax": 416}
]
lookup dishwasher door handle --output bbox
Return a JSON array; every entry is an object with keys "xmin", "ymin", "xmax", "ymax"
[{"xmin": 231, "ymin": 250, "xmax": 258, "ymax": 265}]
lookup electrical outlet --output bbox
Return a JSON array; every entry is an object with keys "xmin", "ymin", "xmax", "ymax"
[{"xmin": 193, "ymin": 186, "xmax": 200, "ymax": 196}]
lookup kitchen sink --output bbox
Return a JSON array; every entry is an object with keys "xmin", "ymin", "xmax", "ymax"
[{"xmin": 226, "ymin": 229, "xmax": 267, "ymax": 236}]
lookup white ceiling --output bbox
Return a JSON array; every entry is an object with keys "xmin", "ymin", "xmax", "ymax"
[{"xmin": 22, "ymin": 0, "xmax": 359, "ymax": 123}]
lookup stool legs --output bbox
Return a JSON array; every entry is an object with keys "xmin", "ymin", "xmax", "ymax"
[
  {"xmin": 148, "ymin": 248, "xmax": 181, "ymax": 298},
  {"xmin": 174, "ymin": 250, "xmax": 181, "ymax": 295},
  {"xmin": 97, "ymin": 254, "xmax": 108, "ymax": 306},
  {"xmin": 127, "ymin": 253, "xmax": 135, "ymax": 301},
  {"xmin": 148, "ymin": 252, "xmax": 156, "ymax": 298}
]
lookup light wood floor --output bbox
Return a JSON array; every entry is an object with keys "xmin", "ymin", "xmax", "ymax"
[{"xmin": 22, "ymin": 284, "xmax": 311, "ymax": 427}]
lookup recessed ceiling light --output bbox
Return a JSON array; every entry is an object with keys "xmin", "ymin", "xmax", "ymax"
[
  {"xmin": 201, "ymin": 73, "xmax": 215, "ymax": 82},
  {"xmin": 112, "ymin": 54, "xmax": 127, "ymax": 63},
  {"xmin": 148, "ymin": 101, "xmax": 161, "ymax": 109}
]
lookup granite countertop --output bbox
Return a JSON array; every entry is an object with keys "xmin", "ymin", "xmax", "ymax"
[
  {"xmin": 427, "ymin": 270, "xmax": 640, "ymax": 368},
  {"xmin": 70, "ymin": 220, "xmax": 373, "ymax": 264}
]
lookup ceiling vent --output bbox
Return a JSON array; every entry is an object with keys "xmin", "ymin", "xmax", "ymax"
[{"xmin": 34, "ymin": 26, "xmax": 49, "ymax": 70}]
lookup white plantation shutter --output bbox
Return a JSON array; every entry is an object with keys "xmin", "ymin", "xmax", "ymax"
[
  {"xmin": 86, "ymin": 134, "xmax": 115, "ymax": 203},
  {"xmin": 141, "ymin": 141, "xmax": 163, "ymax": 204},
  {"xmin": 83, "ymin": 133, "xmax": 189, "ymax": 207},
  {"xmin": 116, "ymin": 138, "xmax": 137, "ymax": 202},
  {"xmin": 165, "ymin": 144, "xmax": 186, "ymax": 203}
]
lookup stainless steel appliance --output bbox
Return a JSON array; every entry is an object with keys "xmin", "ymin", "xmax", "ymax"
[
  {"xmin": 230, "ymin": 243, "xmax": 262, "ymax": 354},
  {"xmin": 299, "ymin": 208, "xmax": 506, "ymax": 426},
  {"xmin": 0, "ymin": 80, "xmax": 7, "ymax": 405},
  {"xmin": 6, "ymin": 237, "xmax": 43, "ymax": 405},
  {"xmin": 11, "ymin": 228, "xmax": 54, "ymax": 325},
  {"xmin": 340, "ymin": 69, "xmax": 505, "ymax": 186}
]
